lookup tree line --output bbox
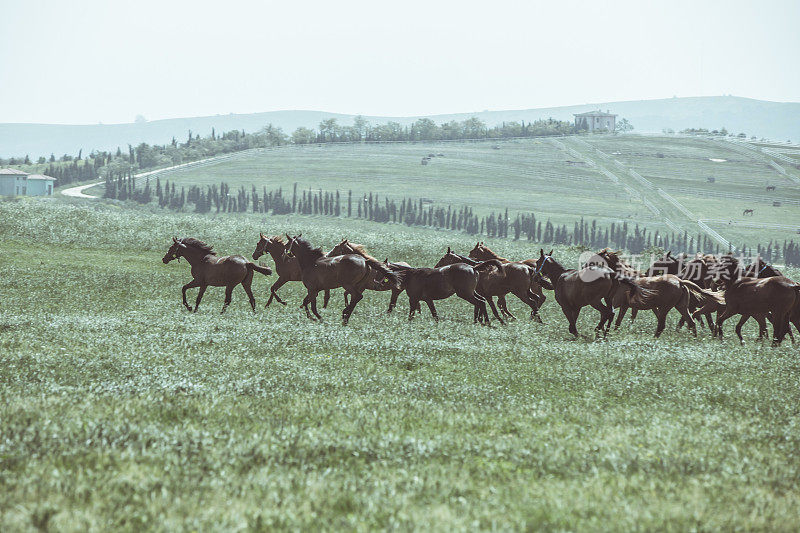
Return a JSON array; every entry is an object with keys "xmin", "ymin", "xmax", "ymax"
[
  {"xmin": 2, "ymin": 115, "xmax": 581, "ymax": 188},
  {"xmin": 101, "ymin": 173, "xmax": 800, "ymax": 266}
]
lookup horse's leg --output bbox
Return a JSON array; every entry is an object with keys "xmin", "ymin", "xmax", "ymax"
[
  {"xmin": 322, "ymin": 289, "xmax": 331, "ymax": 309},
  {"xmin": 630, "ymin": 308, "xmax": 638, "ymax": 322},
  {"xmin": 715, "ymin": 308, "xmax": 735, "ymax": 339},
  {"xmin": 755, "ymin": 315, "xmax": 767, "ymax": 340},
  {"xmin": 242, "ymin": 276, "xmax": 256, "ymax": 313},
  {"xmin": 485, "ymin": 295, "xmax": 506, "ymax": 325},
  {"xmin": 497, "ymin": 294, "xmax": 515, "ymax": 319},
  {"xmin": 182, "ymin": 279, "xmax": 201, "ymax": 311},
  {"xmin": 589, "ymin": 301, "xmax": 610, "ymax": 337},
  {"xmin": 425, "ymin": 300, "xmax": 439, "ymax": 321},
  {"xmin": 653, "ymin": 307, "xmax": 669, "ymax": 338},
  {"xmin": 614, "ymin": 304, "xmax": 628, "ymax": 330},
  {"xmin": 514, "ymin": 289, "xmax": 541, "ymax": 323},
  {"xmin": 342, "ymin": 291, "xmax": 363, "ymax": 325},
  {"xmin": 675, "ymin": 300, "xmax": 697, "ymax": 337},
  {"xmin": 567, "ymin": 307, "xmax": 580, "ymax": 337},
  {"xmin": 220, "ymin": 284, "xmax": 235, "ymax": 314},
  {"xmin": 408, "ymin": 297, "xmax": 419, "ymax": 321},
  {"xmin": 301, "ymin": 293, "xmax": 314, "ymax": 320},
  {"xmin": 309, "ymin": 290, "xmax": 323, "ymax": 321},
  {"xmin": 387, "ymin": 288, "xmax": 402, "ymax": 314},
  {"xmin": 267, "ymin": 277, "xmax": 289, "ymax": 307},
  {"xmin": 193, "ymin": 285, "xmax": 207, "ymax": 313},
  {"xmin": 735, "ymin": 315, "xmax": 748, "ymax": 343}
]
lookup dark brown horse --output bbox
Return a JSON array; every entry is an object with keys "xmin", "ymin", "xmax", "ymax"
[
  {"xmin": 597, "ymin": 250, "xmax": 721, "ymax": 337},
  {"xmin": 743, "ymin": 256, "xmax": 782, "ymax": 278},
  {"xmin": 468, "ymin": 242, "xmax": 552, "ymax": 321},
  {"xmin": 328, "ymin": 239, "xmax": 408, "ymax": 313},
  {"xmin": 711, "ymin": 276, "xmax": 800, "ymax": 344},
  {"xmin": 395, "ymin": 258, "xmax": 501, "ymax": 324},
  {"xmin": 252, "ymin": 233, "xmax": 331, "ymax": 308},
  {"xmin": 438, "ymin": 248, "xmax": 548, "ymax": 324},
  {"xmin": 284, "ymin": 235, "xmax": 401, "ymax": 324},
  {"xmin": 535, "ymin": 249, "xmax": 653, "ymax": 338},
  {"xmin": 162, "ymin": 237, "xmax": 272, "ymax": 313}
]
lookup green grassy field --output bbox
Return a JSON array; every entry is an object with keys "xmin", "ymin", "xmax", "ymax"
[
  {"xmin": 77, "ymin": 134, "xmax": 800, "ymax": 252},
  {"xmin": 2, "ymin": 197, "xmax": 800, "ymax": 530}
]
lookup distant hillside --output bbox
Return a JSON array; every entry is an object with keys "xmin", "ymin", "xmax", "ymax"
[{"xmin": 2, "ymin": 96, "xmax": 798, "ymax": 158}]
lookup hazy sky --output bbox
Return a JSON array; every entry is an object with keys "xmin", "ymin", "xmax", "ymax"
[{"xmin": 1, "ymin": 0, "xmax": 798, "ymax": 124}]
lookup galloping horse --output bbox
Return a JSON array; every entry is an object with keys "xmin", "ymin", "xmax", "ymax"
[
  {"xmin": 162, "ymin": 237, "xmax": 272, "ymax": 313},
  {"xmin": 700, "ymin": 255, "xmax": 798, "ymax": 342},
  {"xmin": 396, "ymin": 257, "xmax": 502, "ymax": 324},
  {"xmin": 284, "ymin": 235, "xmax": 401, "ymax": 324},
  {"xmin": 467, "ymin": 242, "xmax": 552, "ymax": 321},
  {"xmin": 711, "ymin": 275, "xmax": 800, "ymax": 344},
  {"xmin": 252, "ymin": 233, "xmax": 331, "ymax": 308},
  {"xmin": 328, "ymin": 239, "xmax": 407, "ymax": 313},
  {"xmin": 597, "ymin": 250, "xmax": 720, "ymax": 337},
  {"xmin": 438, "ymin": 248, "xmax": 548, "ymax": 324},
  {"xmin": 535, "ymin": 249, "xmax": 653, "ymax": 338}
]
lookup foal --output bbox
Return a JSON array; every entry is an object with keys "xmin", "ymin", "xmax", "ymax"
[{"xmin": 162, "ymin": 237, "xmax": 272, "ymax": 313}]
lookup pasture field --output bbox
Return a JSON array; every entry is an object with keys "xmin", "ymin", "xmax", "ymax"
[
  {"xmin": 2, "ymin": 198, "xmax": 800, "ymax": 530},
  {"xmin": 82, "ymin": 139, "xmax": 664, "ymax": 231},
  {"xmin": 78, "ymin": 134, "xmax": 800, "ymax": 253}
]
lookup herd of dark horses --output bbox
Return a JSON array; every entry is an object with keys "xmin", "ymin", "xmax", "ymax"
[{"xmin": 162, "ymin": 235, "xmax": 800, "ymax": 344}]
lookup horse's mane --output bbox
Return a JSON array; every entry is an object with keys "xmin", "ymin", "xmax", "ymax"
[
  {"xmin": 268, "ymin": 235, "xmax": 285, "ymax": 244},
  {"xmin": 477, "ymin": 245, "xmax": 506, "ymax": 261},
  {"xmin": 347, "ymin": 243, "xmax": 380, "ymax": 263},
  {"xmin": 181, "ymin": 237, "xmax": 216, "ymax": 256},
  {"xmin": 599, "ymin": 249, "xmax": 640, "ymax": 276},
  {"xmin": 292, "ymin": 236, "xmax": 325, "ymax": 259}
]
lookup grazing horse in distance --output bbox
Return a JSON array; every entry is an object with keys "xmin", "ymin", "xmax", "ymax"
[
  {"xmin": 163, "ymin": 237, "xmax": 272, "ymax": 313},
  {"xmin": 284, "ymin": 235, "xmax": 401, "ymax": 324},
  {"xmin": 766, "ymin": 185, "xmax": 776, "ymax": 192},
  {"xmin": 535, "ymin": 249, "xmax": 652, "ymax": 338},
  {"xmin": 252, "ymin": 233, "xmax": 331, "ymax": 308},
  {"xmin": 597, "ymin": 249, "xmax": 720, "ymax": 337},
  {"xmin": 399, "ymin": 257, "xmax": 500, "ymax": 324},
  {"xmin": 468, "ymin": 242, "xmax": 552, "ymax": 321},
  {"xmin": 743, "ymin": 208, "xmax": 754, "ymax": 216}
]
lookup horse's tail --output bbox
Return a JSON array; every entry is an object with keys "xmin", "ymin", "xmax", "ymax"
[
  {"xmin": 247, "ymin": 262, "xmax": 273, "ymax": 276},
  {"xmin": 364, "ymin": 256, "xmax": 403, "ymax": 290},
  {"xmin": 681, "ymin": 279, "xmax": 725, "ymax": 310},
  {"xmin": 474, "ymin": 259, "xmax": 504, "ymax": 272},
  {"xmin": 609, "ymin": 272, "xmax": 656, "ymax": 307}
]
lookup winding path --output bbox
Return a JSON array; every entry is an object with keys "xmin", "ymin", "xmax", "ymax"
[{"xmin": 59, "ymin": 151, "xmax": 256, "ymax": 199}]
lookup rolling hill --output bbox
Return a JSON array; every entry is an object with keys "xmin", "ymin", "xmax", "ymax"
[{"xmin": 2, "ymin": 96, "xmax": 799, "ymax": 158}]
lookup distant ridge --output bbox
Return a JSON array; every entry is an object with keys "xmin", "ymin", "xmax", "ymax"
[{"xmin": 1, "ymin": 96, "xmax": 798, "ymax": 157}]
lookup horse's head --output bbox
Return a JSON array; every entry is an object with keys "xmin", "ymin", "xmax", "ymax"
[
  {"xmin": 535, "ymin": 249, "xmax": 554, "ymax": 273},
  {"xmin": 162, "ymin": 237, "xmax": 187, "ymax": 264},
  {"xmin": 434, "ymin": 246, "xmax": 462, "ymax": 268},
  {"xmin": 329, "ymin": 239, "xmax": 353, "ymax": 257},
  {"xmin": 708, "ymin": 254, "xmax": 740, "ymax": 289},
  {"xmin": 468, "ymin": 241, "xmax": 485, "ymax": 260},
  {"xmin": 252, "ymin": 232, "xmax": 269, "ymax": 260},
  {"xmin": 645, "ymin": 251, "xmax": 680, "ymax": 276},
  {"xmin": 745, "ymin": 256, "xmax": 781, "ymax": 278}
]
